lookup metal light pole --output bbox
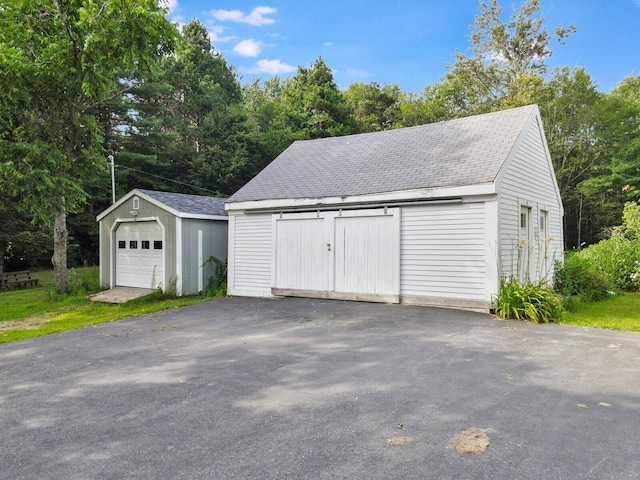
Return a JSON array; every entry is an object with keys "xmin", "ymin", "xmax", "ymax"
[{"xmin": 108, "ymin": 155, "xmax": 115, "ymax": 204}]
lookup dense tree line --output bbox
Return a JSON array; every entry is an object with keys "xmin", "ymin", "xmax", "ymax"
[{"xmin": 1, "ymin": 0, "xmax": 638, "ymax": 292}]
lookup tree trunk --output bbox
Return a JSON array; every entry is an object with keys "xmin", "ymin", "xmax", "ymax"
[
  {"xmin": 52, "ymin": 209, "xmax": 69, "ymax": 294},
  {"xmin": 0, "ymin": 246, "xmax": 4, "ymax": 273}
]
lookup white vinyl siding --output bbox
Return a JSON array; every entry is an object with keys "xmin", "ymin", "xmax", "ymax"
[
  {"xmin": 400, "ymin": 203, "xmax": 486, "ymax": 301},
  {"xmin": 229, "ymin": 214, "xmax": 272, "ymax": 296},
  {"xmin": 498, "ymin": 117, "xmax": 563, "ymax": 282}
]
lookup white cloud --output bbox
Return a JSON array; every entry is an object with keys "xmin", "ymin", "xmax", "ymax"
[
  {"xmin": 160, "ymin": 0, "xmax": 178, "ymax": 12},
  {"xmin": 211, "ymin": 9, "xmax": 244, "ymax": 22},
  {"xmin": 233, "ymin": 39, "xmax": 263, "ymax": 57},
  {"xmin": 210, "ymin": 6, "xmax": 277, "ymax": 26},
  {"xmin": 346, "ymin": 67, "xmax": 373, "ymax": 79},
  {"xmin": 208, "ymin": 25, "xmax": 237, "ymax": 44},
  {"xmin": 246, "ymin": 59, "xmax": 296, "ymax": 75},
  {"xmin": 323, "ymin": 42, "xmax": 333, "ymax": 47}
]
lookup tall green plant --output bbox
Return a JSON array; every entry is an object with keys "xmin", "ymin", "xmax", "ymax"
[
  {"xmin": 204, "ymin": 256, "xmax": 228, "ymax": 296},
  {"xmin": 494, "ymin": 277, "xmax": 563, "ymax": 323},
  {"xmin": 575, "ymin": 239, "xmax": 640, "ymax": 291},
  {"xmin": 554, "ymin": 255, "xmax": 610, "ymax": 302}
]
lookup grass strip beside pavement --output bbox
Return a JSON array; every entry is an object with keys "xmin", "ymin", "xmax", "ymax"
[
  {"xmin": 0, "ymin": 295, "xmax": 205, "ymax": 343},
  {"xmin": 2, "ymin": 269, "xmax": 638, "ymax": 343},
  {"xmin": 0, "ymin": 267, "xmax": 212, "ymax": 343},
  {"xmin": 559, "ymin": 292, "xmax": 640, "ymax": 332}
]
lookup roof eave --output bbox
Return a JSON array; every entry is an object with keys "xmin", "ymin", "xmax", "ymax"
[
  {"xmin": 97, "ymin": 189, "xmax": 228, "ymax": 221},
  {"xmin": 175, "ymin": 213, "xmax": 228, "ymax": 220},
  {"xmin": 225, "ymin": 183, "xmax": 497, "ymax": 212}
]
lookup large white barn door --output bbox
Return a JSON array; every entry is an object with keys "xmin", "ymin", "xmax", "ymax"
[
  {"xmin": 334, "ymin": 210, "xmax": 399, "ymax": 302},
  {"xmin": 272, "ymin": 208, "xmax": 399, "ymax": 303},
  {"xmin": 273, "ymin": 216, "xmax": 329, "ymax": 291}
]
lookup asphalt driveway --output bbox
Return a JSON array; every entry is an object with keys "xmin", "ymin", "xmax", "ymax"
[{"xmin": 1, "ymin": 297, "xmax": 639, "ymax": 479}]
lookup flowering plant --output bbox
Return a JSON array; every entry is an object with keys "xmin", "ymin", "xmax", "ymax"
[{"xmin": 631, "ymin": 261, "xmax": 640, "ymax": 290}]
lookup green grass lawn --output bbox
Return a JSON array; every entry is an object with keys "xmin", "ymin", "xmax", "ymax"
[
  {"xmin": 1, "ymin": 268, "xmax": 638, "ymax": 343},
  {"xmin": 0, "ymin": 267, "xmax": 214, "ymax": 343},
  {"xmin": 559, "ymin": 292, "xmax": 640, "ymax": 331}
]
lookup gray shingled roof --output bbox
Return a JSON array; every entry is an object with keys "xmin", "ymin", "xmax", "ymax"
[
  {"xmin": 138, "ymin": 189, "xmax": 227, "ymax": 216},
  {"xmin": 228, "ymin": 105, "xmax": 538, "ymax": 203}
]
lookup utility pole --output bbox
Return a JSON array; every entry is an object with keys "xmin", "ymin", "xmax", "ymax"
[{"xmin": 108, "ymin": 155, "xmax": 115, "ymax": 204}]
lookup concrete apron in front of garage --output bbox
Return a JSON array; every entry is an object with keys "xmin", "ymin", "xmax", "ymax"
[{"xmin": 87, "ymin": 286, "xmax": 153, "ymax": 303}]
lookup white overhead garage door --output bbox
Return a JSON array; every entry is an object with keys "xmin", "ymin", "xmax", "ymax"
[
  {"xmin": 115, "ymin": 221, "xmax": 164, "ymax": 288},
  {"xmin": 272, "ymin": 208, "xmax": 400, "ymax": 303}
]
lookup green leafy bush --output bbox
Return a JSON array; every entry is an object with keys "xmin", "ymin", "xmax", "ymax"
[
  {"xmin": 67, "ymin": 265, "xmax": 101, "ymax": 295},
  {"xmin": 494, "ymin": 277, "xmax": 563, "ymax": 323},
  {"xmin": 574, "ymin": 238, "xmax": 640, "ymax": 291},
  {"xmin": 205, "ymin": 256, "xmax": 228, "ymax": 297},
  {"xmin": 147, "ymin": 275, "xmax": 179, "ymax": 300},
  {"xmin": 554, "ymin": 254, "xmax": 610, "ymax": 302}
]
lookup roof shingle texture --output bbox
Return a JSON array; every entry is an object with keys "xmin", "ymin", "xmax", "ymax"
[
  {"xmin": 228, "ymin": 105, "xmax": 537, "ymax": 203},
  {"xmin": 138, "ymin": 189, "xmax": 227, "ymax": 216}
]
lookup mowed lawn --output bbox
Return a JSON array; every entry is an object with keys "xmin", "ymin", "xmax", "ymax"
[
  {"xmin": 1, "ymin": 268, "xmax": 639, "ymax": 344},
  {"xmin": 561, "ymin": 292, "xmax": 640, "ymax": 332},
  {"xmin": 0, "ymin": 268, "xmax": 210, "ymax": 343}
]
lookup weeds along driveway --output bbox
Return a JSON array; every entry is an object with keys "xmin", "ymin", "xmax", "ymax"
[{"xmin": 1, "ymin": 297, "xmax": 639, "ymax": 480}]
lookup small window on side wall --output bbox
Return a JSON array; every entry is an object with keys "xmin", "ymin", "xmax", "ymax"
[
  {"xmin": 130, "ymin": 241, "xmax": 138, "ymax": 249},
  {"xmin": 142, "ymin": 241, "xmax": 150, "ymax": 249},
  {"xmin": 132, "ymin": 197, "xmax": 139, "ymax": 210},
  {"xmin": 118, "ymin": 241, "xmax": 126, "ymax": 249},
  {"xmin": 154, "ymin": 240, "xmax": 163, "ymax": 250},
  {"xmin": 520, "ymin": 213, "xmax": 527, "ymax": 229}
]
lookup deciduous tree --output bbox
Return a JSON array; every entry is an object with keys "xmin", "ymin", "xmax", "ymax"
[
  {"xmin": 344, "ymin": 82, "xmax": 402, "ymax": 132},
  {"xmin": 445, "ymin": 0, "xmax": 575, "ymax": 112},
  {"xmin": 0, "ymin": 0, "xmax": 177, "ymax": 293}
]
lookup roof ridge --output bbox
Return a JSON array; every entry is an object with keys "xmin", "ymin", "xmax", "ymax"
[
  {"xmin": 289, "ymin": 104, "xmax": 539, "ymax": 146},
  {"xmin": 137, "ymin": 188, "xmax": 225, "ymax": 200}
]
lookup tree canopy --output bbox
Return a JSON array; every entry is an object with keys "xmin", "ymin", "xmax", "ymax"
[
  {"xmin": 0, "ymin": 0, "xmax": 177, "ymax": 291},
  {"xmin": 1, "ymin": 0, "xmax": 638, "ymax": 282}
]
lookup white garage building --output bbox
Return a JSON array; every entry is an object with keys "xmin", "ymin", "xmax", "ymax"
[
  {"xmin": 97, "ymin": 189, "xmax": 228, "ymax": 295},
  {"xmin": 225, "ymin": 105, "xmax": 564, "ymax": 310}
]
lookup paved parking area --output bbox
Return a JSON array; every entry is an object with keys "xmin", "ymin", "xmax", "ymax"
[{"xmin": 1, "ymin": 297, "xmax": 639, "ymax": 479}]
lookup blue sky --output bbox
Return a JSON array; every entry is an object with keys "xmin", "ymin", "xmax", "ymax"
[{"xmin": 165, "ymin": 0, "xmax": 640, "ymax": 93}]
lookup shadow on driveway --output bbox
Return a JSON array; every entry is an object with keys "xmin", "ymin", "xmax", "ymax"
[{"xmin": 1, "ymin": 297, "xmax": 639, "ymax": 479}]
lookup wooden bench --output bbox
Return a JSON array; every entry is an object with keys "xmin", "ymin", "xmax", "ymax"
[{"xmin": 0, "ymin": 270, "xmax": 40, "ymax": 290}]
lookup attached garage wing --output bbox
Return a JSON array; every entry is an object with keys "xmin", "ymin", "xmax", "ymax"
[{"xmin": 115, "ymin": 221, "xmax": 164, "ymax": 289}]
